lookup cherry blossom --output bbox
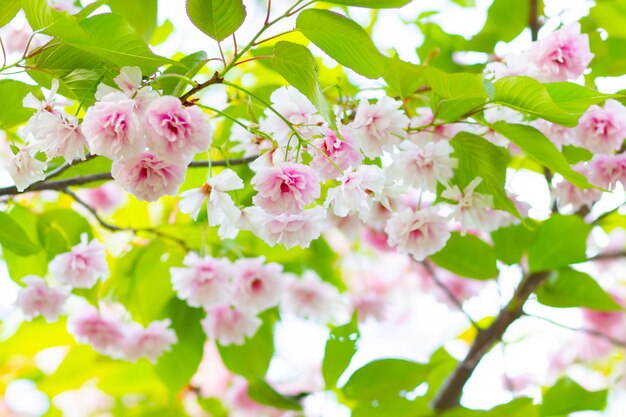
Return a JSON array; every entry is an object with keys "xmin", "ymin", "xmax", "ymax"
[
  {"xmin": 69, "ymin": 307, "xmax": 127, "ymax": 357},
  {"xmin": 533, "ymin": 119, "xmax": 575, "ymax": 150},
  {"xmin": 15, "ymin": 276, "xmax": 69, "ymax": 322},
  {"xmin": 310, "ymin": 126, "xmax": 363, "ymax": 180},
  {"xmin": 26, "ymin": 111, "xmax": 87, "ymax": 163},
  {"xmin": 588, "ymin": 153, "xmax": 626, "ymax": 190},
  {"xmin": 325, "ymin": 165, "xmax": 387, "ymax": 220},
  {"xmin": 230, "ymin": 121, "xmax": 272, "ymax": 157},
  {"xmin": 111, "ymin": 152, "xmax": 186, "ymax": 201},
  {"xmin": 554, "ymin": 165, "xmax": 603, "ymax": 212},
  {"xmin": 123, "ymin": 319, "xmax": 178, "ymax": 363},
  {"xmin": 575, "ymin": 100, "xmax": 626, "ymax": 154},
  {"xmin": 351, "ymin": 96, "xmax": 409, "ymax": 157},
  {"xmin": 231, "ymin": 257, "xmax": 285, "ymax": 314},
  {"xmin": 3, "ymin": 148, "xmax": 47, "ymax": 191},
  {"xmin": 281, "ymin": 271, "xmax": 342, "ymax": 322},
  {"xmin": 48, "ymin": 234, "xmax": 108, "ymax": 289},
  {"xmin": 442, "ymin": 177, "xmax": 501, "ymax": 234},
  {"xmin": 202, "ymin": 305, "xmax": 262, "ymax": 346},
  {"xmin": 251, "ymin": 162, "xmax": 320, "ymax": 213},
  {"xmin": 244, "ymin": 206, "xmax": 326, "ymax": 249},
  {"xmin": 170, "ymin": 253, "xmax": 232, "ymax": 309},
  {"xmin": 385, "ymin": 207, "xmax": 451, "ymax": 261},
  {"xmin": 528, "ymin": 23, "xmax": 593, "ymax": 82},
  {"xmin": 78, "ymin": 182, "xmax": 125, "ymax": 213}
]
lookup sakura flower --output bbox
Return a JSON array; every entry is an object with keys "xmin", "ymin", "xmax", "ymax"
[
  {"xmin": 15, "ymin": 276, "xmax": 69, "ymax": 322},
  {"xmin": 48, "ymin": 234, "xmax": 109, "ymax": 289},
  {"xmin": 123, "ymin": 319, "xmax": 178, "ymax": 363},
  {"xmin": 249, "ymin": 147, "xmax": 291, "ymax": 172},
  {"xmin": 170, "ymin": 253, "xmax": 232, "ymax": 308},
  {"xmin": 442, "ymin": 177, "xmax": 500, "ymax": 234},
  {"xmin": 82, "ymin": 97, "xmax": 144, "ymax": 159},
  {"xmin": 22, "ymin": 79, "xmax": 72, "ymax": 114},
  {"xmin": 111, "ymin": 152, "xmax": 186, "ymax": 201},
  {"xmin": 350, "ymin": 294, "xmax": 388, "ymax": 322},
  {"xmin": 144, "ymin": 95, "xmax": 212, "ymax": 163},
  {"xmin": 96, "ymin": 66, "xmax": 143, "ymax": 99},
  {"xmin": 588, "ymin": 153, "xmax": 626, "ymax": 190},
  {"xmin": 202, "ymin": 305, "xmax": 262, "ymax": 346},
  {"xmin": 251, "ymin": 162, "xmax": 320, "ymax": 213},
  {"xmin": 259, "ymin": 86, "xmax": 324, "ymax": 145},
  {"xmin": 325, "ymin": 165, "xmax": 387, "ymax": 221},
  {"xmin": 385, "ymin": 207, "xmax": 450, "ymax": 261},
  {"xmin": 408, "ymin": 108, "xmax": 462, "ymax": 142},
  {"xmin": 389, "ymin": 140, "xmax": 457, "ymax": 191},
  {"xmin": 230, "ymin": 122, "xmax": 272, "ymax": 157},
  {"xmin": 351, "ymin": 96, "xmax": 409, "ymax": 158},
  {"xmin": 4, "ymin": 148, "xmax": 46, "ymax": 191},
  {"xmin": 533, "ymin": 119, "xmax": 575, "ymax": 150},
  {"xmin": 575, "ymin": 100, "xmax": 626, "ymax": 154},
  {"xmin": 179, "ymin": 169, "xmax": 244, "ymax": 238},
  {"xmin": 244, "ymin": 206, "xmax": 327, "ymax": 249},
  {"xmin": 554, "ymin": 165, "xmax": 602, "ymax": 212},
  {"xmin": 528, "ymin": 23, "xmax": 593, "ymax": 82},
  {"xmin": 69, "ymin": 307, "xmax": 127, "ymax": 357},
  {"xmin": 231, "ymin": 257, "xmax": 285, "ymax": 314},
  {"xmin": 78, "ymin": 182, "xmax": 125, "ymax": 213},
  {"xmin": 310, "ymin": 126, "xmax": 363, "ymax": 180},
  {"xmin": 484, "ymin": 52, "xmax": 540, "ymax": 80},
  {"xmin": 0, "ymin": 25, "xmax": 34, "ymax": 54},
  {"xmin": 281, "ymin": 271, "xmax": 342, "ymax": 322},
  {"xmin": 25, "ymin": 111, "xmax": 87, "ymax": 163}
]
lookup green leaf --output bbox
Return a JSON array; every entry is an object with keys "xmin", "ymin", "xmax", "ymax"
[
  {"xmin": 0, "ymin": 80, "xmax": 38, "ymax": 129},
  {"xmin": 545, "ymin": 82, "xmax": 617, "ymax": 114},
  {"xmin": 383, "ymin": 56, "xmax": 424, "ymax": 98},
  {"xmin": 493, "ymin": 76, "xmax": 580, "ymax": 127},
  {"xmin": 424, "ymin": 348, "xmax": 457, "ymax": 401},
  {"xmin": 561, "ymin": 145, "xmax": 593, "ymax": 164},
  {"xmin": 151, "ymin": 19, "xmax": 174, "ymax": 46},
  {"xmin": 66, "ymin": 13, "xmax": 168, "ymax": 73},
  {"xmin": 416, "ymin": 22, "xmax": 466, "ymax": 72},
  {"xmin": 160, "ymin": 51, "xmax": 208, "ymax": 96},
  {"xmin": 443, "ymin": 398, "xmax": 539, "ymax": 417},
  {"xmin": 423, "ymin": 67, "xmax": 487, "ymax": 121},
  {"xmin": 186, "ymin": 0, "xmax": 246, "ymax": 41},
  {"xmin": 217, "ymin": 308, "xmax": 278, "ymax": 378},
  {"xmin": 0, "ymin": 319, "xmax": 73, "ymax": 362},
  {"xmin": 342, "ymin": 359, "xmax": 428, "ymax": 400},
  {"xmin": 36, "ymin": 209, "xmax": 93, "ymax": 260},
  {"xmin": 21, "ymin": 0, "xmax": 86, "ymax": 38},
  {"xmin": 322, "ymin": 316, "xmax": 360, "ymax": 388},
  {"xmin": 491, "ymin": 223, "xmax": 538, "ymax": 265},
  {"xmin": 540, "ymin": 377, "xmax": 607, "ymax": 416},
  {"xmin": 155, "ymin": 299, "xmax": 205, "ymax": 394},
  {"xmin": 527, "ymin": 215, "xmax": 592, "ymax": 273},
  {"xmin": 297, "ymin": 9, "xmax": 388, "ymax": 79},
  {"xmin": 108, "ymin": 0, "xmax": 158, "ymax": 41},
  {"xmin": 430, "ymin": 233, "xmax": 499, "ymax": 280},
  {"xmin": 0, "ymin": 211, "xmax": 41, "ymax": 256},
  {"xmin": 537, "ymin": 267, "xmax": 622, "ymax": 311},
  {"xmin": 353, "ymin": 397, "xmax": 431, "ymax": 417},
  {"xmin": 272, "ymin": 41, "xmax": 333, "ymax": 126},
  {"xmin": 467, "ymin": 0, "xmax": 529, "ymax": 52},
  {"xmin": 492, "ymin": 122, "xmax": 594, "ymax": 189},
  {"xmin": 3, "ymin": 205, "xmax": 47, "ymax": 281},
  {"xmin": 247, "ymin": 378, "xmax": 303, "ymax": 411},
  {"xmin": 323, "ymin": 0, "xmax": 413, "ymax": 8},
  {"xmin": 0, "ymin": 0, "xmax": 20, "ymax": 27},
  {"xmin": 450, "ymin": 132, "xmax": 518, "ymax": 216}
]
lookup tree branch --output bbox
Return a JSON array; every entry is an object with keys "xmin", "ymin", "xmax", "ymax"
[
  {"xmin": 432, "ymin": 271, "xmax": 550, "ymax": 412},
  {"xmin": 0, "ymin": 155, "xmax": 258, "ymax": 197},
  {"xmin": 523, "ymin": 313, "xmax": 626, "ymax": 348},
  {"xmin": 180, "ymin": 71, "xmax": 224, "ymax": 105},
  {"xmin": 529, "ymin": 0, "xmax": 541, "ymax": 41}
]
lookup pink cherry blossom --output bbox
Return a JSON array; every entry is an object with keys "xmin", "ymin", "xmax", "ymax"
[
  {"xmin": 170, "ymin": 252, "xmax": 232, "ymax": 309},
  {"xmin": 389, "ymin": 139, "xmax": 458, "ymax": 192},
  {"xmin": 351, "ymin": 96, "xmax": 409, "ymax": 158},
  {"xmin": 385, "ymin": 207, "xmax": 451, "ymax": 261},
  {"xmin": 15, "ymin": 276, "xmax": 68, "ymax": 322},
  {"xmin": 78, "ymin": 182, "xmax": 125, "ymax": 213},
  {"xmin": 533, "ymin": 119, "xmax": 575, "ymax": 150},
  {"xmin": 26, "ymin": 111, "xmax": 87, "ymax": 163},
  {"xmin": 554, "ymin": 164, "xmax": 602, "ymax": 212},
  {"xmin": 201, "ymin": 305, "xmax": 262, "ymax": 346},
  {"xmin": 281, "ymin": 271, "xmax": 342, "ymax": 322},
  {"xmin": 310, "ymin": 126, "xmax": 363, "ymax": 180},
  {"xmin": 588, "ymin": 153, "xmax": 626, "ymax": 190},
  {"xmin": 325, "ymin": 165, "xmax": 387, "ymax": 221},
  {"xmin": 69, "ymin": 307, "xmax": 127, "ymax": 357},
  {"xmin": 3, "ymin": 148, "xmax": 46, "ymax": 192},
  {"xmin": 111, "ymin": 152, "xmax": 186, "ymax": 201},
  {"xmin": 442, "ymin": 177, "xmax": 501, "ymax": 235},
  {"xmin": 22, "ymin": 79, "xmax": 72, "ymax": 115},
  {"xmin": 575, "ymin": 99, "xmax": 626, "ymax": 154},
  {"xmin": 0, "ymin": 25, "xmax": 33, "ymax": 54},
  {"xmin": 123, "ymin": 319, "xmax": 178, "ymax": 363},
  {"xmin": 484, "ymin": 53, "xmax": 540, "ymax": 80},
  {"xmin": 231, "ymin": 257, "xmax": 285, "ymax": 314},
  {"xmin": 249, "ymin": 147, "xmax": 291, "ymax": 172},
  {"xmin": 350, "ymin": 294, "xmax": 387, "ymax": 322},
  {"xmin": 408, "ymin": 109, "xmax": 461, "ymax": 142},
  {"xmin": 144, "ymin": 96, "xmax": 212, "ymax": 163},
  {"xmin": 528, "ymin": 23, "xmax": 593, "ymax": 82},
  {"xmin": 82, "ymin": 97, "xmax": 144, "ymax": 159},
  {"xmin": 48, "ymin": 234, "xmax": 108, "ymax": 289},
  {"xmin": 252, "ymin": 162, "xmax": 320, "ymax": 213},
  {"xmin": 244, "ymin": 206, "xmax": 326, "ymax": 249},
  {"xmin": 259, "ymin": 86, "xmax": 324, "ymax": 145}
]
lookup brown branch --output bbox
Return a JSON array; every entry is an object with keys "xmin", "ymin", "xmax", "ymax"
[
  {"xmin": 180, "ymin": 71, "xmax": 224, "ymax": 105},
  {"xmin": 0, "ymin": 155, "xmax": 258, "ymax": 197},
  {"xmin": 529, "ymin": 0, "xmax": 540, "ymax": 41},
  {"xmin": 432, "ymin": 271, "xmax": 550, "ymax": 412}
]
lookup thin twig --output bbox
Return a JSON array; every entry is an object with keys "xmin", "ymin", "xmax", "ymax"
[
  {"xmin": 523, "ymin": 313, "xmax": 626, "ymax": 348},
  {"xmin": 180, "ymin": 71, "xmax": 224, "ymax": 105}
]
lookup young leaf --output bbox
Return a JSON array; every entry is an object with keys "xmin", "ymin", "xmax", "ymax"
[
  {"xmin": 0, "ymin": 80, "xmax": 38, "ymax": 129},
  {"xmin": 430, "ymin": 233, "xmax": 499, "ymax": 280},
  {"xmin": 492, "ymin": 122, "xmax": 594, "ymax": 189},
  {"xmin": 108, "ymin": 0, "xmax": 158, "ymax": 41},
  {"xmin": 296, "ymin": 9, "xmax": 388, "ymax": 79},
  {"xmin": 22, "ymin": 0, "xmax": 86, "ymax": 38},
  {"xmin": 322, "ymin": 0, "xmax": 412, "ymax": 8},
  {"xmin": 247, "ymin": 378, "xmax": 303, "ymax": 411},
  {"xmin": 536, "ymin": 267, "xmax": 622, "ymax": 311},
  {"xmin": 383, "ymin": 56, "xmax": 424, "ymax": 98},
  {"xmin": 186, "ymin": 0, "xmax": 246, "ymax": 41},
  {"xmin": 545, "ymin": 82, "xmax": 618, "ymax": 114},
  {"xmin": 540, "ymin": 377, "xmax": 608, "ymax": 416},
  {"xmin": 527, "ymin": 215, "xmax": 592, "ymax": 272},
  {"xmin": 272, "ymin": 41, "xmax": 333, "ymax": 126},
  {"xmin": 0, "ymin": 0, "xmax": 20, "ymax": 27},
  {"xmin": 322, "ymin": 316, "xmax": 360, "ymax": 389},
  {"xmin": 491, "ymin": 222, "xmax": 538, "ymax": 265},
  {"xmin": 0, "ymin": 212, "xmax": 41, "ymax": 256},
  {"xmin": 342, "ymin": 359, "xmax": 428, "ymax": 400},
  {"xmin": 467, "ymin": 0, "xmax": 530, "ymax": 52}
]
